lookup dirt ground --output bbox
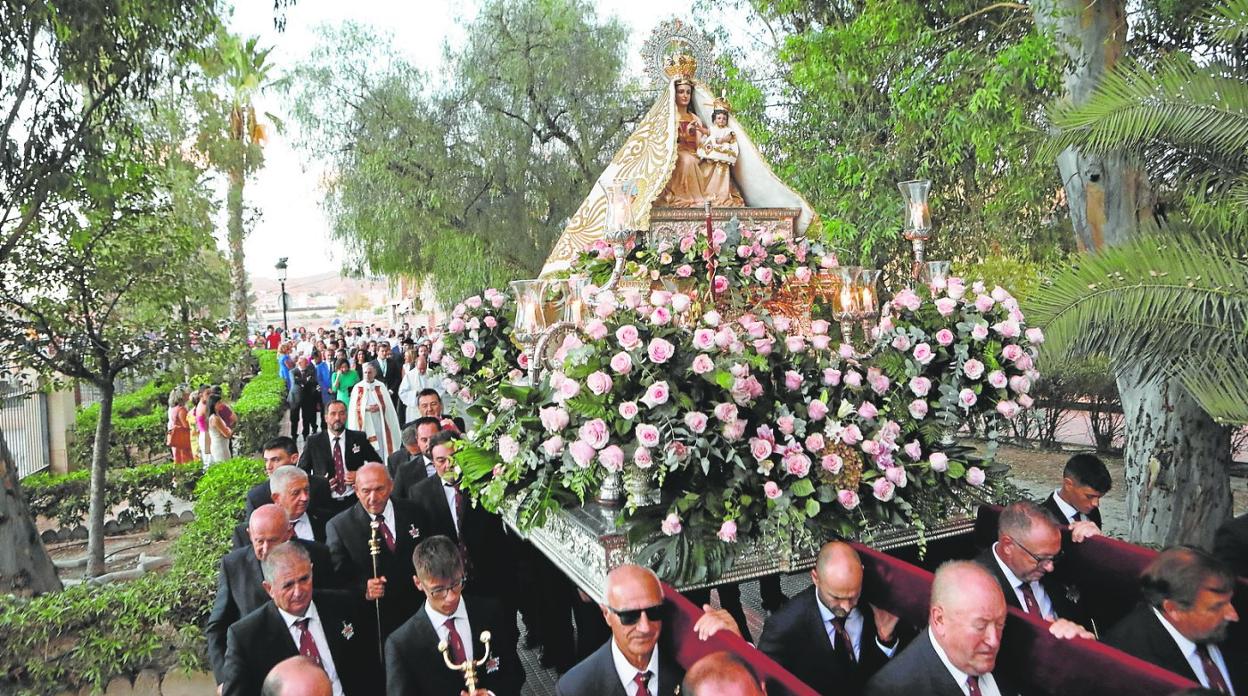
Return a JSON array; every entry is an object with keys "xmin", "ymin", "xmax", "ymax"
[{"xmin": 43, "ymin": 526, "xmax": 183, "ymax": 582}]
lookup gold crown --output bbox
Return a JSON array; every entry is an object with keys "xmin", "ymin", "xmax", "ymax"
[
  {"xmin": 663, "ymin": 53, "xmax": 698, "ymax": 81},
  {"xmin": 712, "ymin": 93, "xmax": 732, "ymax": 113}
]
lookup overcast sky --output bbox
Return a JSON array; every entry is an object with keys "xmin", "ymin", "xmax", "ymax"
[{"xmin": 226, "ymin": 0, "xmax": 766, "ymax": 281}]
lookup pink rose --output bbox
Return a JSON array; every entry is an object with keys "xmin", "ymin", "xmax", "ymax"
[
  {"xmin": 722, "ymin": 418, "xmax": 747, "ymax": 442},
  {"xmin": 893, "ymin": 288, "xmax": 922, "ymax": 312},
  {"xmin": 764, "ymin": 481, "xmax": 782, "ymax": 499},
  {"xmin": 464, "ymin": 296, "xmax": 482, "ymax": 309},
  {"xmin": 988, "ymin": 370, "xmax": 1008, "ymax": 389},
  {"xmin": 967, "ymin": 466, "xmax": 987, "ymax": 486},
  {"xmin": 811, "ymin": 335, "xmax": 831, "ymax": 351},
  {"xmin": 844, "ymin": 370, "xmax": 863, "ymax": 388},
  {"xmin": 929, "ymin": 452, "xmax": 949, "ymax": 472},
  {"xmin": 885, "ymin": 466, "xmax": 908, "ymax": 487},
  {"xmin": 754, "ymin": 338, "xmax": 775, "ymax": 355},
  {"xmin": 636, "ymin": 423, "xmax": 661, "ymax": 448},
  {"xmin": 958, "ymin": 388, "xmax": 978, "ymax": 408},
  {"xmin": 868, "ymin": 369, "xmax": 890, "ymax": 395},
  {"xmin": 714, "ymin": 328, "xmax": 736, "ymax": 349},
  {"xmin": 647, "ymin": 338, "xmax": 675, "ymax": 364},
  {"xmin": 935, "ymin": 297, "xmax": 957, "ymax": 316},
  {"xmin": 858, "ymin": 402, "xmax": 878, "ymax": 420},
  {"xmin": 618, "ymin": 401, "xmax": 639, "ymax": 420},
  {"xmin": 808, "ymin": 399, "xmax": 828, "ymax": 421},
  {"xmin": 541, "ymin": 435, "xmax": 564, "ymax": 457},
  {"xmin": 540, "ymin": 406, "xmax": 570, "ymax": 433},
  {"xmin": 650, "ymin": 289, "xmax": 672, "ymax": 307},
  {"xmin": 974, "ymin": 295, "xmax": 995, "ymax": 313},
  {"xmin": 822, "ymin": 453, "xmax": 844, "ymax": 474},
  {"xmin": 461, "ymin": 341, "xmax": 478, "ymax": 359},
  {"xmin": 717, "ymin": 520, "xmax": 738, "ymax": 542},
  {"xmin": 691, "ymin": 354, "xmax": 715, "ymax": 374},
  {"xmin": 1001, "ymin": 344, "xmax": 1024, "ymax": 362},
  {"xmin": 840, "ymin": 425, "xmax": 863, "ymax": 446},
  {"xmin": 823, "ymin": 368, "xmax": 842, "ymax": 386},
  {"xmin": 671, "ymin": 294, "xmax": 692, "ymax": 313},
  {"xmin": 912, "ymin": 343, "xmax": 935, "ymax": 365},
  {"xmin": 946, "ymin": 277, "xmax": 966, "ymax": 300},
  {"xmin": 692, "ymin": 329, "xmax": 716, "ymax": 351},
  {"xmin": 569, "ymin": 440, "xmax": 596, "ymax": 468},
  {"xmin": 996, "ymin": 400, "xmax": 1020, "ymax": 419},
  {"xmin": 598, "ymin": 445, "xmax": 625, "ymax": 472},
  {"xmin": 908, "ymin": 399, "xmax": 929, "ymax": 419},
  {"xmin": 795, "ymin": 266, "xmax": 812, "ymax": 282},
  {"xmin": 661, "ymin": 513, "xmax": 682, "ymax": 536},
  {"xmin": 676, "ymin": 264, "xmax": 694, "ymax": 278},
  {"xmin": 784, "ymin": 452, "xmax": 811, "ymax": 477},
  {"xmin": 586, "ymin": 371, "xmax": 614, "ymax": 396},
  {"xmin": 615, "ymin": 325, "xmax": 641, "ymax": 350},
  {"xmin": 703, "ymin": 310, "xmax": 722, "ymax": 327},
  {"xmin": 805, "ymin": 433, "xmax": 826, "ymax": 453},
  {"xmin": 1018, "ymin": 393, "xmax": 1034, "ymax": 409},
  {"xmin": 838, "ymin": 489, "xmax": 860, "ymax": 510},
  {"xmin": 935, "ymin": 328, "xmax": 955, "ymax": 346},
  {"xmin": 785, "ymin": 335, "xmax": 806, "ymax": 353},
  {"xmin": 712, "ymin": 228, "xmax": 727, "ymax": 245},
  {"xmin": 578, "ymin": 419, "xmax": 610, "ymax": 449},
  {"xmin": 862, "ymin": 440, "xmax": 880, "ymax": 457},
  {"xmin": 713, "ymin": 275, "xmax": 729, "ymax": 293},
  {"xmin": 1025, "ymin": 327, "xmax": 1045, "ymax": 344},
  {"xmin": 683, "ymin": 411, "xmax": 708, "ymax": 434},
  {"xmin": 447, "ymin": 318, "xmax": 466, "ymax": 334},
  {"xmin": 909, "ymin": 376, "xmax": 932, "ymax": 397},
  {"xmin": 753, "ymin": 267, "xmax": 774, "ymax": 284},
  {"xmin": 971, "ymin": 323, "xmax": 989, "ymax": 341},
  {"xmin": 872, "ymin": 478, "xmax": 896, "ymax": 502},
  {"xmin": 992, "ymin": 320, "xmax": 1021, "ymax": 338},
  {"xmin": 807, "ymin": 319, "xmax": 828, "ymax": 335},
  {"xmin": 777, "ymin": 415, "xmax": 796, "ymax": 435},
  {"xmin": 904, "ymin": 440, "xmax": 922, "ymax": 461},
  {"xmin": 991, "ymin": 286, "xmax": 1011, "ymax": 302},
  {"xmin": 1009, "ymin": 375, "xmax": 1031, "ymax": 394},
  {"xmin": 784, "ymin": 370, "xmax": 803, "ymax": 391},
  {"xmin": 557, "ymin": 378, "xmax": 581, "ymax": 400},
  {"xmin": 713, "ymin": 403, "xmax": 738, "ymax": 422},
  {"xmin": 892, "ymin": 334, "xmax": 912, "ymax": 351},
  {"xmin": 583, "ymin": 318, "xmax": 608, "ymax": 341},
  {"xmin": 497, "ymin": 435, "xmax": 520, "ymax": 463},
  {"xmin": 634, "ymin": 447, "xmax": 653, "ymax": 469},
  {"xmin": 963, "ymin": 359, "xmax": 985, "ymax": 380},
  {"xmin": 609, "ymin": 352, "xmax": 633, "ymax": 374},
  {"xmin": 641, "ymin": 381, "xmax": 670, "ymax": 408},
  {"xmin": 736, "ymin": 244, "xmax": 751, "ymax": 258},
  {"xmin": 750, "ymin": 437, "xmax": 773, "ymax": 461},
  {"xmin": 649, "ymin": 307, "xmax": 672, "ymax": 326},
  {"xmin": 483, "ymin": 316, "xmax": 498, "ymax": 329}
]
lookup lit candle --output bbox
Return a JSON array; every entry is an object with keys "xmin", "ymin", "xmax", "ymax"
[
  {"xmin": 839, "ymin": 286, "xmax": 854, "ymax": 316},
  {"xmin": 860, "ymin": 286, "xmax": 875, "ymax": 314},
  {"xmin": 518, "ymin": 299, "xmax": 536, "ymax": 334},
  {"xmin": 909, "ymin": 202, "xmax": 927, "ymax": 231}
]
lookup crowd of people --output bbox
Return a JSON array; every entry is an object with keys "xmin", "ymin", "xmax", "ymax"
[
  {"xmin": 166, "ymin": 384, "xmax": 238, "ymax": 466},
  {"xmin": 191, "ymin": 322, "xmax": 1248, "ymax": 696}
]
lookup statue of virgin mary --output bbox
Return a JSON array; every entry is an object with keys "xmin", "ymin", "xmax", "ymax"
[{"xmin": 541, "ymin": 22, "xmax": 817, "ymax": 275}]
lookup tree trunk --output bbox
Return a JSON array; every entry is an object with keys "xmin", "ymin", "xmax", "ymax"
[
  {"xmin": 228, "ymin": 168, "xmax": 249, "ymax": 329},
  {"xmin": 0, "ymin": 427, "xmax": 62, "ymax": 595},
  {"xmin": 1117, "ymin": 366, "xmax": 1232, "ymax": 547},
  {"xmin": 85, "ymin": 384, "xmax": 115, "ymax": 577}
]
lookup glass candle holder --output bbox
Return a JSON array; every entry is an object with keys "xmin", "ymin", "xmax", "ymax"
[{"xmin": 509, "ymin": 279, "xmax": 549, "ymax": 346}]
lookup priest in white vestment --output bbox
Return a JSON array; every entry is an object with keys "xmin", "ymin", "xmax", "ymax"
[{"xmin": 347, "ymin": 363, "xmax": 402, "ymax": 458}]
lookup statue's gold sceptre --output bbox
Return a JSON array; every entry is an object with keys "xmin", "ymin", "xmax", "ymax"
[
  {"xmin": 439, "ymin": 630, "xmax": 493, "ymax": 694},
  {"xmin": 367, "ymin": 519, "xmax": 385, "ymax": 666}
]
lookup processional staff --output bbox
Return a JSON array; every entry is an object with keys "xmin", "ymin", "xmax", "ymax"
[{"xmin": 368, "ymin": 519, "xmax": 385, "ymax": 666}]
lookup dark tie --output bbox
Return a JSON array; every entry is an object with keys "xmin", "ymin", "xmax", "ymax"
[
  {"xmin": 294, "ymin": 618, "xmax": 323, "ymax": 667},
  {"xmin": 374, "ymin": 513, "xmax": 396, "ymax": 552},
  {"xmin": 633, "ymin": 670, "xmax": 652, "ymax": 696},
  {"xmin": 443, "ymin": 617, "xmax": 467, "ymax": 664},
  {"xmin": 1018, "ymin": 583, "xmax": 1041, "ymax": 617},
  {"xmin": 1196, "ymin": 644, "xmax": 1231, "ymax": 694},
  {"xmin": 830, "ymin": 616, "xmax": 856, "ymax": 662},
  {"xmin": 331, "ymin": 437, "xmax": 346, "ymax": 494},
  {"xmin": 966, "ymin": 675, "xmax": 983, "ymax": 696},
  {"xmin": 449, "ymin": 485, "xmax": 472, "ymax": 573},
  {"xmin": 1072, "ymin": 511, "xmax": 1083, "ymax": 522}
]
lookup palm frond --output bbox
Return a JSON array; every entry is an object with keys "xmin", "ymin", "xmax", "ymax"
[
  {"xmin": 1026, "ymin": 231, "xmax": 1248, "ymax": 390},
  {"xmin": 1043, "ymin": 61, "xmax": 1248, "ymax": 164},
  {"xmin": 1207, "ymin": 0, "xmax": 1248, "ymax": 44},
  {"xmin": 1181, "ymin": 350, "xmax": 1248, "ymax": 424}
]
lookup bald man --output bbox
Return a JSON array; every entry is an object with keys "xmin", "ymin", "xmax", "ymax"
[
  {"xmin": 865, "ymin": 561, "xmax": 1018, "ymax": 696},
  {"xmin": 681, "ymin": 651, "xmax": 766, "ymax": 696},
  {"xmin": 207, "ymin": 505, "xmax": 335, "ymax": 690},
  {"xmin": 758, "ymin": 541, "xmax": 903, "ymax": 694},
  {"xmin": 261, "ymin": 656, "xmax": 332, "ymax": 696},
  {"xmin": 326, "ymin": 462, "xmax": 427, "ymax": 638}
]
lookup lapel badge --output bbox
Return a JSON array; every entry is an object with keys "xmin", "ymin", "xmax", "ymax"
[
  {"xmin": 408, "ymin": 524, "xmax": 420, "ymax": 539},
  {"xmin": 1065, "ymin": 584, "xmax": 1081, "ymax": 604},
  {"xmin": 341, "ymin": 621, "xmax": 355, "ymax": 640},
  {"xmin": 352, "ymin": 443, "xmax": 362, "ymax": 453},
  {"xmin": 485, "ymin": 656, "xmax": 501, "ymax": 673}
]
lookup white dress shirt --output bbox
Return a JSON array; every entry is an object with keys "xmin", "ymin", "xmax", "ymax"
[
  {"xmin": 374, "ymin": 499, "xmax": 396, "ymax": 538},
  {"xmin": 814, "ymin": 594, "xmax": 898, "ymax": 659},
  {"xmin": 1050, "ymin": 489, "xmax": 1081, "ymax": 524},
  {"xmin": 1151, "ymin": 608, "xmax": 1236, "ymax": 694},
  {"xmin": 991, "ymin": 543, "xmax": 1056, "ymax": 620},
  {"xmin": 610, "ymin": 638, "xmax": 659, "ymax": 696},
  {"xmin": 276, "ymin": 602, "xmax": 344, "ymax": 696},
  {"xmin": 291, "ymin": 512, "xmax": 314, "ymax": 542},
  {"xmin": 928, "ymin": 627, "xmax": 1002, "ymax": 696},
  {"xmin": 426, "ymin": 597, "xmax": 474, "ymax": 662}
]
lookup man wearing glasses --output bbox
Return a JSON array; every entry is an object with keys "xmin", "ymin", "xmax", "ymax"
[
  {"xmin": 384, "ymin": 536, "xmax": 524, "ymax": 696},
  {"xmin": 976, "ymin": 501, "xmax": 1095, "ymax": 637}
]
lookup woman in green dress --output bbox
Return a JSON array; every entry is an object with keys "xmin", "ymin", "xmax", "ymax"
[{"xmin": 331, "ymin": 358, "xmax": 361, "ymax": 403}]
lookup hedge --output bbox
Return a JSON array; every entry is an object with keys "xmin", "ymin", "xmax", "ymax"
[
  {"xmin": 232, "ymin": 349, "xmax": 287, "ymax": 456},
  {"xmin": 71, "ymin": 379, "xmax": 174, "ymax": 468},
  {"xmin": 0, "ymin": 458, "xmax": 265, "ymax": 695},
  {"xmin": 23, "ymin": 462, "xmax": 203, "ymax": 530}
]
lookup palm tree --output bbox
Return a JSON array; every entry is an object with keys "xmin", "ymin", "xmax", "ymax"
[
  {"xmin": 200, "ymin": 31, "xmax": 278, "ymax": 328},
  {"xmin": 1029, "ymin": 0, "xmax": 1248, "ymax": 545}
]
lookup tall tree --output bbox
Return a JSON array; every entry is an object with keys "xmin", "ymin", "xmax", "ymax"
[
  {"xmin": 198, "ymin": 31, "xmax": 278, "ymax": 328},
  {"xmin": 286, "ymin": 0, "xmax": 646, "ymax": 302},
  {"xmin": 0, "ymin": 0, "xmax": 221, "ymax": 596}
]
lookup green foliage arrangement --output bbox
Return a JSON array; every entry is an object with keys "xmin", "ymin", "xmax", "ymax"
[
  {"xmin": 232, "ymin": 349, "xmax": 288, "ymax": 456},
  {"xmin": 0, "ymin": 458, "xmax": 264, "ymax": 695},
  {"xmin": 23, "ymin": 462, "xmax": 203, "ymax": 531},
  {"xmin": 70, "ymin": 379, "xmax": 175, "ymax": 468}
]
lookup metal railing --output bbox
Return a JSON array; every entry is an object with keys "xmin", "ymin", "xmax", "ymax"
[{"xmin": 0, "ymin": 386, "xmax": 50, "ymax": 479}]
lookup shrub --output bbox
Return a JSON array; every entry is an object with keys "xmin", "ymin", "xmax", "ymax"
[
  {"xmin": 23, "ymin": 462, "xmax": 203, "ymax": 530},
  {"xmin": 0, "ymin": 458, "xmax": 265, "ymax": 695},
  {"xmin": 232, "ymin": 349, "xmax": 287, "ymax": 456},
  {"xmin": 70, "ymin": 378, "xmax": 174, "ymax": 468}
]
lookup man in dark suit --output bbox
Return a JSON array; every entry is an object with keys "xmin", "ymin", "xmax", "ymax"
[
  {"xmin": 866, "ymin": 561, "xmax": 1018, "ymax": 696},
  {"xmin": 326, "ymin": 462, "xmax": 427, "ymax": 640},
  {"xmin": 1106, "ymin": 546, "xmax": 1244, "ymax": 692},
  {"xmin": 758, "ymin": 541, "xmax": 904, "ymax": 694},
  {"xmin": 1213, "ymin": 512, "xmax": 1248, "ymax": 577},
  {"xmin": 407, "ymin": 431, "xmax": 513, "ymax": 602},
  {"xmin": 384, "ymin": 535, "xmax": 525, "ymax": 696},
  {"xmin": 1041, "ymin": 453, "xmax": 1110, "ymax": 531},
  {"xmin": 387, "ymin": 417, "xmax": 439, "ymax": 497},
  {"xmin": 976, "ymin": 501, "xmax": 1095, "ymax": 633},
  {"xmin": 221, "ymin": 542, "xmax": 375, "ymax": 696},
  {"xmin": 269, "ymin": 465, "xmax": 329, "ymax": 545},
  {"xmin": 556, "ymin": 564, "xmax": 684, "ymax": 696},
  {"xmin": 209, "ymin": 509, "xmax": 337, "ymax": 693},
  {"xmin": 302, "ymin": 400, "xmax": 384, "ymax": 516},
  {"xmin": 243, "ymin": 437, "xmax": 334, "ymax": 520}
]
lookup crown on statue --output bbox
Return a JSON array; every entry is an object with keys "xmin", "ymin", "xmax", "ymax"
[
  {"xmin": 663, "ymin": 53, "xmax": 698, "ymax": 82},
  {"xmin": 712, "ymin": 93, "xmax": 732, "ymax": 113}
]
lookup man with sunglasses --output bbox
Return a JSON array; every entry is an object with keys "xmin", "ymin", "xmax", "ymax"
[
  {"xmin": 976, "ymin": 501, "xmax": 1094, "ymax": 637},
  {"xmin": 384, "ymin": 535, "xmax": 524, "ymax": 696}
]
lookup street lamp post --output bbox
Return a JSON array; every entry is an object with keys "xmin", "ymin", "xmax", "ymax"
[{"xmin": 275, "ymin": 257, "xmax": 289, "ymax": 333}]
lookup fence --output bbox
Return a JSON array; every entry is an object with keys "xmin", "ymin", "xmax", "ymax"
[{"xmin": 0, "ymin": 386, "xmax": 50, "ymax": 479}]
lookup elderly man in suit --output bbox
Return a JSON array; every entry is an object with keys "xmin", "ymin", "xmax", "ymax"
[
  {"xmin": 243, "ymin": 437, "xmax": 332, "ymax": 519},
  {"xmin": 1106, "ymin": 546, "xmax": 1244, "ymax": 692},
  {"xmin": 326, "ymin": 462, "xmax": 426, "ymax": 639},
  {"xmin": 261, "ymin": 656, "xmax": 331, "ymax": 696},
  {"xmin": 208, "ymin": 505, "xmax": 336, "ymax": 691},
  {"xmin": 221, "ymin": 542, "xmax": 373, "ymax": 696},
  {"xmin": 976, "ymin": 501, "xmax": 1096, "ymax": 635},
  {"xmin": 235, "ymin": 466, "xmax": 329, "ymax": 549},
  {"xmin": 866, "ymin": 561, "xmax": 1018, "ymax": 696},
  {"xmin": 302, "ymin": 400, "xmax": 384, "ymax": 515},
  {"xmin": 1041, "ymin": 453, "xmax": 1110, "ymax": 541},
  {"xmin": 758, "ymin": 541, "xmax": 904, "ymax": 694},
  {"xmin": 384, "ymin": 535, "xmax": 525, "ymax": 696}
]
